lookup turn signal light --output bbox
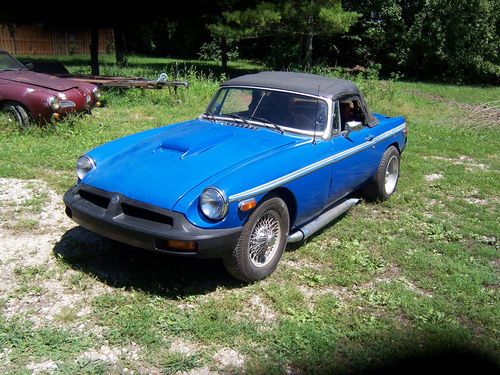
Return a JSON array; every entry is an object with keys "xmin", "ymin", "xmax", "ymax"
[
  {"xmin": 166, "ymin": 239, "xmax": 197, "ymax": 251},
  {"xmin": 239, "ymin": 198, "xmax": 257, "ymax": 212},
  {"xmin": 95, "ymin": 101, "xmax": 101, "ymax": 107}
]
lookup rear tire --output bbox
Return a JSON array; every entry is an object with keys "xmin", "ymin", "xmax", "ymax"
[
  {"xmin": 363, "ymin": 146, "xmax": 400, "ymax": 202},
  {"xmin": 1, "ymin": 103, "xmax": 31, "ymax": 129},
  {"xmin": 223, "ymin": 197, "xmax": 289, "ymax": 282}
]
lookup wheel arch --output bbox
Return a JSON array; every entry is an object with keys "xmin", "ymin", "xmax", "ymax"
[
  {"xmin": 0, "ymin": 100, "xmax": 32, "ymax": 118},
  {"xmin": 387, "ymin": 142, "xmax": 401, "ymax": 154},
  {"xmin": 261, "ymin": 187, "xmax": 297, "ymax": 228}
]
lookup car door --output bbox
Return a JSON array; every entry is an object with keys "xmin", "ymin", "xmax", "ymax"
[{"xmin": 327, "ymin": 97, "xmax": 378, "ymax": 204}]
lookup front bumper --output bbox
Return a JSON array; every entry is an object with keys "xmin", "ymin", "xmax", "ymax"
[
  {"xmin": 38, "ymin": 103, "xmax": 97, "ymax": 123},
  {"xmin": 63, "ymin": 184, "xmax": 242, "ymax": 258}
]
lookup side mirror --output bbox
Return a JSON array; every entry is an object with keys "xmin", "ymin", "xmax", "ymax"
[
  {"xmin": 25, "ymin": 62, "xmax": 34, "ymax": 70},
  {"xmin": 345, "ymin": 121, "xmax": 363, "ymax": 132}
]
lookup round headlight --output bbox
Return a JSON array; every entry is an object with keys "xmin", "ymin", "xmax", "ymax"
[
  {"xmin": 48, "ymin": 96, "xmax": 60, "ymax": 110},
  {"xmin": 200, "ymin": 187, "xmax": 228, "ymax": 221},
  {"xmin": 92, "ymin": 87, "xmax": 101, "ymax": 99},
  {"xmin": 76, "ymin": 155, "xmax": 96, "ymax": 180}
]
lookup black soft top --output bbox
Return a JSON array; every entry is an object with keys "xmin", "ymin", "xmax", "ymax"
[{"xmin": 222, "ymin": 71, "xmax": 360, "ymax": 99}]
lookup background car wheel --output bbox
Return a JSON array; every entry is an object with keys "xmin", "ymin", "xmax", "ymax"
[
  {"xmin": 363, "ymin": 146, "xmax": 400, "ymax": 202},
  {"xmin": 223, "ymin": 196, "xmax": 289, "ymax": 282},
  {"xmin": 1, "ymin": 102, "xmax": 31, "ymax": 129}
]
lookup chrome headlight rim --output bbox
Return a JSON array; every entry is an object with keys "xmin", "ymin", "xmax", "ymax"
[
  {"xmin": 76, "ymin": 155, "xmax": 96, "ymax": 180},
  {"xmin": 92, "ymin": 86, "xmax": 101, "ymax": 99},
  {"xmin": 48, "ymin": 96, "xmax": 60, "ymax": 110},
  {"xmin": 199, "ymin": 187, "xmax": 228, "ymax": 221}
]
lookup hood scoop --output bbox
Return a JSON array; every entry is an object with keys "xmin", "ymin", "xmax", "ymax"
[{"xmin": 152, "ymin": 128, "xmax": 234, "ymax": 159}]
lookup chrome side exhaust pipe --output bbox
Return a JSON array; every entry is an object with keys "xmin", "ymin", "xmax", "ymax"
[{"xmin": 287, "ymin": 198, "xmax": 360, "ymax": 243}]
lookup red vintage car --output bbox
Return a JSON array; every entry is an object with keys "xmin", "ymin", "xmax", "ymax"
[{"xmin": 0, "ymin": 50, "xmax": 101, "ymax": 128}]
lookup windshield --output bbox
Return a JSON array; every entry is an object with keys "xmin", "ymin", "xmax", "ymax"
[
  {"xmin": 0, "ymin": 51, "xmax": 27, "ymax": 71},
  {"xmin": 206, "ymin": 87, "xmax": 329, "ymax": 135}
]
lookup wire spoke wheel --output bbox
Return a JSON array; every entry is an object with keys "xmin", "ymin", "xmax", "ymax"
[
  {"xmin": 223, "ymin": 197, "xmax": 289, "ymax": 282},
  {"xmin": 248, "ymin": 210, "xmax": 282, "ymax": 268}
]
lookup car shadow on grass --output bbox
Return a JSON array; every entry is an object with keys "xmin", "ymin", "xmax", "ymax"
[
  {"xmin": 354, "ymin": 346, "xmax": 498, "ymax": 375},
  {"xmin": 53, "ymin": 226, "xmax": 243, "ymax": 299}
]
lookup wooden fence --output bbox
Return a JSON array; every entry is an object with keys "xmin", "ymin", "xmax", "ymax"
[{"xmin": 0, "ymin": 24, "xmax": 115, "ymax": 56}]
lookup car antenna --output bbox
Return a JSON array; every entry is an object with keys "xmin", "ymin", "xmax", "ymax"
[{"xmin": 313, "ymin": 85, "xmax": 320, "ymax": 145}]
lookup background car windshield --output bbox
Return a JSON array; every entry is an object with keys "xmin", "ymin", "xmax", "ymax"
[
  {"xmin": 0, "ymin": 52, "xmax": 27, "ymax": 71},
  {"xmin": 208, "ymin": 88, "xmax": 328, "ymax": 133}
]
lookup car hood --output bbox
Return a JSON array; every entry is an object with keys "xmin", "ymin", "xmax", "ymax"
[
  {"xmin": 0, "ymin": 70, "xmax": 79, "ymax": 91},
  {"xmin": 84, "ymin": 119, "xmax": 302, "ymax": 210}
]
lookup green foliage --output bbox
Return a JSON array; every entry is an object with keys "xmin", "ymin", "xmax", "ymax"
[
  {"xmin": 210, "ymin": 0, "xmax": 359, "ymax": 66},
  {"xmin": 404, "ymin": 0, "xmax": 499, "ymax": 83},
  {"xmin": 198, "ymin": 38, "xmax": 239, "ymax": 61},
  {"xmin": 343, "ymin": 0, "xmax": 499, "ymax": 83}
]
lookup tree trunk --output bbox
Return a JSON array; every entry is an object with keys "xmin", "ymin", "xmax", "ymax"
[
  {"xmin": 304, "ymin": 4, "xmax": 314, "ymax": 67},
  {"xmin": 90, "ymin": 27, "xmax": 100, "ymax": 76},
  {"xmin": 304, "ymin": 29, "xmax": 314, "ymax": 67},
  {"xmin": 221, "ymin": 37, "xmax": 228, "ymax": 71},
  {"xmin": 114, "ymin": 27, "xmax": 126, "ymax": 66}
]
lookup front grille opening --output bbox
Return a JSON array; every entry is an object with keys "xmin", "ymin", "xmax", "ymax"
[
  {"xmin": 79, "ymin": 190, "xmax": 110, "ymax": 209},
  {"xmin": 122, "ymin": 203, "xmax": 173, "ymax": 226}
]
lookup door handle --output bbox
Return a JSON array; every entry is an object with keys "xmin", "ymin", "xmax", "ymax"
[{"xmin": 365, "ymin": 135, "xmax": 374, "ymax": 142}]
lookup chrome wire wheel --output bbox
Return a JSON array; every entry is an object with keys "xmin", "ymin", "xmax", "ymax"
[
  {"xmin": 384, "ymin": 155, "xmax": 399, "ymax": 195},
  {"xmin": 248, "ymin": 210, "xmax": 282, "ymax": 268}
]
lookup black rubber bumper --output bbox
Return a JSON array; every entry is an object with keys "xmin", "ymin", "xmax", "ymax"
[{"xmin": 63, "ymin": 184, "xmax": 242, "ymax": 258}]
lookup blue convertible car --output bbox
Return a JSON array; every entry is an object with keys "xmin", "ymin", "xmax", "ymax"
[{"xmin": 64, "ymin": 71, "xmax": 407, "ymax": 281}]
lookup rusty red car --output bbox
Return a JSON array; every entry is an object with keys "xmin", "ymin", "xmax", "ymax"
[{"xmin": 0, "ymin": 50, "xmax": 101, "ymax": 128}]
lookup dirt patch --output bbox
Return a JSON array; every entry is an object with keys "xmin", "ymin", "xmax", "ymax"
[
  {"xmin": 0, "ymin": 178, "xmax": 73, "ymax": 294},
  {"xmin": 169, "ymin": 338, "xmax": 200, "ymax": 356},
  {"xmin": 77, "ymin": 344, "xmax": 141, "ymax": 365},
  {"xmin": 281, "ymin": 259, "xmax": 325, "ymax": 272},
  {"xmin": 213, "ymin": 348, "xmax": 245, "ymax": 370},
  {"xmin": 357, "ymin": 264, "xmax": 433, "ymax": 298},
  {"xmin": 426, "ymin": 155, "xmax": 490, "ymax": 171},
  {"xmin": 463, "ymin": 197, "xmax": 488, "ymax": 205},
  {"xmin": 490, "ymin": 258, "xmax": 500, "ymax": 272},
  {"xmin": 0, "ymin": 178, "xmax": 113, "ymax": 331},
  {"xmin": 26, "ymin": 359, "xmax": 58, "ymax": 374},
  {"xmin": 298, "ymin": 284, "xmax": 351, "ymax": 301},
  {"xmin": 187, "ymin": 367, "xmax": 218, "ymax": 375},
  {"xmin": 425, "ymin": 173, "xmax": 443, "ymax": 182},
  {"xmin": 445, "ymin": 188, "xmax": 497, "ymax": 208},
  {"xmin": 248, "ymin": 294, "xmax": 278, "ymax": 322},
  {"xmin": 296, "ymin": 265, "xmax": 432, "ymax": 306},
  {"xmin": 3, "ymin": 275, "xmax": 113, "ymax": 330},
  {"xmin": 0, "ymin": 347, "xmax": 12, "ymax": 367},
  {"xmin": 0, "ymin": 177, "xmax": 66, "ymax": 232},
  {"xmin": 360, "ymin": 264, "xmax": 402, "ymax": 288}
]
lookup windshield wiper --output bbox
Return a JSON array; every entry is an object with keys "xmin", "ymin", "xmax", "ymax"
[
  {"xmin": 203, "ymin": 111, "xmax": 217, "ymax": 122},
  {"xmin": 224, "ymin": 113, "xmax": 253, "ymax": 128},
  {"xmin": 249, "ymin": 116, "xmax": 284, "ymax": 134}
]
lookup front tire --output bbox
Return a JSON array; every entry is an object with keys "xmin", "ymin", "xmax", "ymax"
[
  {"xmin": 223, "ymin": 197, "xmax": 289, "ymax": 282},
  {"xmin": 1, "ymin": 102, "xmax": 31, "ymax": 130},
  {"xmin": 363, "ymin": 146, "xmax": 400, "ymax": 202}
]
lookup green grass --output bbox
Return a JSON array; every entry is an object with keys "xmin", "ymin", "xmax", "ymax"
[
  {"xmin": 394, "ymin": 81, "xmax": 500, "ymax": 105},
  {"xmin": 0, "ymin": 55, "xmax": 498, "ymax": 374}
]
